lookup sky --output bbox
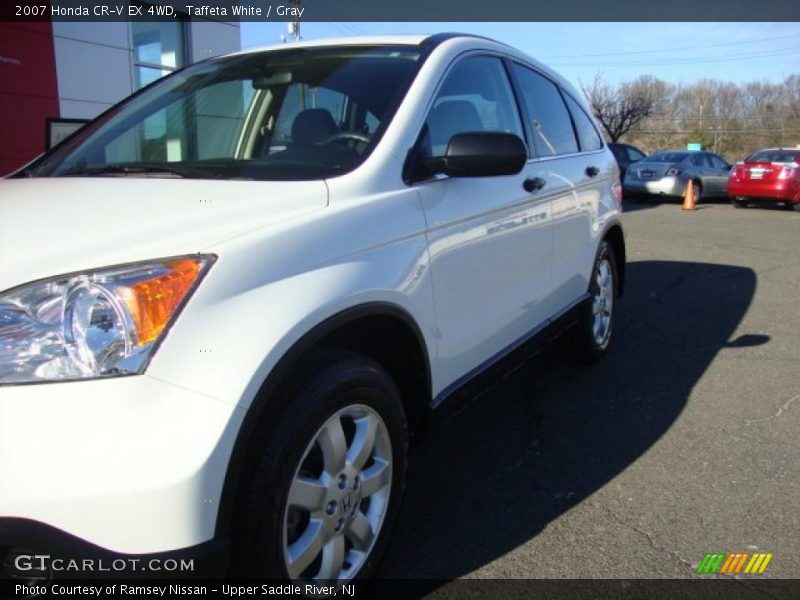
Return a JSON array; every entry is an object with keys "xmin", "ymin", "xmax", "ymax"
[{"xmin": 240, "ymin": 22, "xmax": 800, "ymax": 90}]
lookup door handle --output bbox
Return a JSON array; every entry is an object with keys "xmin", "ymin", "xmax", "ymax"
[
  {"xmin": 585, "ymin": 166, "xmax": 600, "ymax": 178},
  {"xmin": 523, "ymin": 177, "xmax": 546, "ymax": 193}
]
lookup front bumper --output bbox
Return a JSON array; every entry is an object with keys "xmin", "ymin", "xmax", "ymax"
[
  {"xmin": 0, "ymin": 375, "xmax": 246, "ymax": 556},
  {"xmin": 624, "ymin": 176, "xmax": 682, "ymax": 196}
]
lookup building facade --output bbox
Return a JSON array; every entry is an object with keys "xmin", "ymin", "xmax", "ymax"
[{"xmin": 0, "ymin": 18, "xmax": 240, "ymax": 175}]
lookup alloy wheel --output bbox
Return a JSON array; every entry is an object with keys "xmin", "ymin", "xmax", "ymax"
[
  {"xmin": 282, "ymin": 404, "xmax": 392, "ymax": 583},
  {"xmin": 591, "ymin": 258, "xmax": 614, "ymax": 347}
]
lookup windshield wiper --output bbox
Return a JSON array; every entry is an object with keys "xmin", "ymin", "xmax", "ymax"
[{"xmin": 61, "ymin": 163, "xmax": 221, "ymax": 179}]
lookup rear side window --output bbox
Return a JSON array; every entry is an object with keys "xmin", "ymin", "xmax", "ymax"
[
  {"xmin": 425, "ymin": 56, "xmax": 525, "ymax": 158},
  {"xmin": 649, "ymin": 152, "xmax": 688, "ymax": 163},
  {"xmin": 627, "ymin": 146, "xmax": 646, "ymax": 162},
  {"xmin": 564, "ymin": 94, "xmax": 602, "ymax": 152},
  {"xmin": 690, "ymin": 154, "xmax": 705, "ymax": 167},
  {"xmin": 512, "ymin": 63, "xmax": 578, "ymax": 157},
  {"xmin": 708, "ymin": 154, "xmax": 729, "ymax": 169}
]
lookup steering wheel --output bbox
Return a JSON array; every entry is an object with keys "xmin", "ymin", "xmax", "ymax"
[{"xmin": 321, "ymin": 131, "xmax": 371, "ymax": 145}]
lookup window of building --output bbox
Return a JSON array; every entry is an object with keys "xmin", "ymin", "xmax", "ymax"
[
  {"xmin": 128, "ymin": 19, "xmax": 187, "ymax": 161},
  {"xmin": 131, "ymin": 20, "xmax": 186, "ymax": 89}
]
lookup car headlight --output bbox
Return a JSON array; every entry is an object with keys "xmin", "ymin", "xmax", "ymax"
[{"xmin": 0, "ymin": 255, "xmax": 214, "ymax": 384}]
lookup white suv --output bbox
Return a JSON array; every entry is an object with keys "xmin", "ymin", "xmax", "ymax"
[{"xmin": 0, "ymin": 34, "xmax": 625, "ymax": 583}]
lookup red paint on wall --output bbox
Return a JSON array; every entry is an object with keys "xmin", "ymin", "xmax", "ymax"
[{"xmin": 0, "ymin": 21, "xmax": 59, "ymax": 175}]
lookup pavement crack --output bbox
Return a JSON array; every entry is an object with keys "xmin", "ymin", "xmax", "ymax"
[
  {"xmin": 745, "ymin": 393, "xmax": 800, "ymax": 425},
  {"xmin": 599, "ymin": 505, "xmax": 694, "ymax": 571}
]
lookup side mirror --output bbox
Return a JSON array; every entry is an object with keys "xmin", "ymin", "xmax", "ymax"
[{"xmin": 420, "ymin": 132, "xmax": 528, "ymax": 179}]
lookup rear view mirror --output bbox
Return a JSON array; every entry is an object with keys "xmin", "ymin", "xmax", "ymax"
[
  {"xmin": 252, "ymin": 71, "xmax": 293, "ymax": 89},
  {"xmin": 421, "ymin": 132, "xmax": 528, "ymax": 179}
]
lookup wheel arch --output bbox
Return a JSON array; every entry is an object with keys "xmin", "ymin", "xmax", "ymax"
[
  {"xmin": 214, "ymin": 302, "xmax": 432, "ymax": 539},
  {"xmin": 602, "ymin": 222, "xmax": 626, "ymax": 297}
]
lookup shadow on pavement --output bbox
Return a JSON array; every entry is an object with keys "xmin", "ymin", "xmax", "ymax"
[{"xmin": 377, "ymin": 259, "xmax": 763, "ymax": 584}]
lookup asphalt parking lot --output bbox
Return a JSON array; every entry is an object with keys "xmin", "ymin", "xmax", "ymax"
[{"xmin": 378, "ymin": 199, "xmax": 800, "ymax": 584}]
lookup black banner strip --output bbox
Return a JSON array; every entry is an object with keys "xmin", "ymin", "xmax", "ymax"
[{"xmin": 3, "ymin": 0, "xmax": 800, "ymax": 22}]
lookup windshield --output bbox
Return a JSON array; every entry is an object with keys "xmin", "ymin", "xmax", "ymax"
[
  {"xmin": 29, "ymin": 45, "xmax": 422, "ymax": 181},
  {"xmin": 647, "ymin": 152, "xmax": 689, "ymax": 163},
  {"xmin": 745, "ymin": 150, "xmax": 800, "ymax": 164}
]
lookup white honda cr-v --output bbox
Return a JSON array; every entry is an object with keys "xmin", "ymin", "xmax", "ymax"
[{"xmin": 0, "ymin": 34, "xmax": 625, "ymax": 583}]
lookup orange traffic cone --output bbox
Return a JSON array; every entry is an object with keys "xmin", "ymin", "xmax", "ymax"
[{"xmin": 682, "ymin": 180, "xmax": 696, "ymax": 211}]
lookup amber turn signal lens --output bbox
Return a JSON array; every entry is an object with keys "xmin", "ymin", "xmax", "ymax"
[{"xmin": 121, "ymin": 259, "xmax": 203, "ymax": 346}]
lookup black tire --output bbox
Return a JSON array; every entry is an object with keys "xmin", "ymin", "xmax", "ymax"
[
  {"xmin": 231, "ymin": 350, "xmax": 408, "ymax": 583},
  {"xmin": 569, "ymin": 240, "xmax": 619, "ymax": 364},
  {"xmin": 732, "ymin": 197, "xmax": 747, "ymax": 209}
]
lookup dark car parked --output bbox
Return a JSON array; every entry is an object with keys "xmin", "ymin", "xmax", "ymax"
[{"xmin": 608, "ymin": 143, "xmax": 647, "ymax": 179}]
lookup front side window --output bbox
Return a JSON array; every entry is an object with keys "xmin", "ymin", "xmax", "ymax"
[
  {"xmin": 563, "ymin": 94, "xmax": 602, "ymax": 152},
  {"xmin": 512, "ymin": 64, "xmax": 578, "ymax": 157},
  {"xmin": 31, "ymin": 45, "xmax": 422, "ymax": 181},
  {"xmin": 424, "ymin": 56, "xmax": 524, "ymax": 158}
]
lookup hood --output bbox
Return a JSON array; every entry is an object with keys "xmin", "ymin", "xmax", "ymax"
[{"xmin": 0, "ymin": 177, "xmax": 327, "ymax": 291}]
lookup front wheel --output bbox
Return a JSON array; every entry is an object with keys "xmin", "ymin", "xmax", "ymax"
[
  {"xmin": 569, "ymin": 241, "xmax": 618, "ymax": 364},
  {"xmin": 232, "ymin": 351, "xmax": 407, "ymax": 584},
  {"xmin": 732, "ymin": 197, "xmax": 747, "ymax": 209}
]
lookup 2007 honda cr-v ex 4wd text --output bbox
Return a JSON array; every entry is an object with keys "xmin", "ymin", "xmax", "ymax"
[{"xmin": 0, "ymin": 34, "xmax": 625, "ymax": 584}]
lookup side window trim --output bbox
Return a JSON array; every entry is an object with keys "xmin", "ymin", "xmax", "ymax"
[
  {"xmin": 557, "ymin": 86, "xmax": 582, "ymax": 153},
  {"xmin": 560, "ymin": 89, "xmax": 606, "ymax": 153},
  {"xmin": 503, "ymin": 56, "xmax": 536, "ymax": 158}
]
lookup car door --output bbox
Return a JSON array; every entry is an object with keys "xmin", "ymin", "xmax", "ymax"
[
  {"xmin": 511, "ymin": 63, "xmax": 600, "ymax": 311},
  {"xmin": 707, "ymin": 153, "xmax": 732, "ymax": 195},
  {"xmin": 689, "ymin": 152, "xmax": 709, "ymax": 190},
  {"xmin": 414, "ymin": 54, "xmax": 554, "ymax": 392}
]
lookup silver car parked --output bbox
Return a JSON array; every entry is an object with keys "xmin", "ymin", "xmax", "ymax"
[{"xmin": 623, "ymin": 150, "xmax": 731, "ymax": 200}]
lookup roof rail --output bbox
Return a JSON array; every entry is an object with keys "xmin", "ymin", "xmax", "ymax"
[{"xmin": 420, "ymin": 32, "xmax": 510, "ymax": 50}]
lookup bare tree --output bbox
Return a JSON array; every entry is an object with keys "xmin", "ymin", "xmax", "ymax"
[
  {"xmin": 581, "ymin": 75, "xmax": 663, "ymax": 143},
  {"xmin": 583, "ymin": 73, "xmax": 800, "ymax": 159}
]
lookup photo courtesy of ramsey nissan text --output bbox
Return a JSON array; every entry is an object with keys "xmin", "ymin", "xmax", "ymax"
[{"xmin": 1, "ymin": 1, "xmax": 799, "ymax": 599}]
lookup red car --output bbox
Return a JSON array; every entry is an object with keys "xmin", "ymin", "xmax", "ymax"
[{"xmin": 728, "ymin": 148, "xmax": 800, "ymax": 211}]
